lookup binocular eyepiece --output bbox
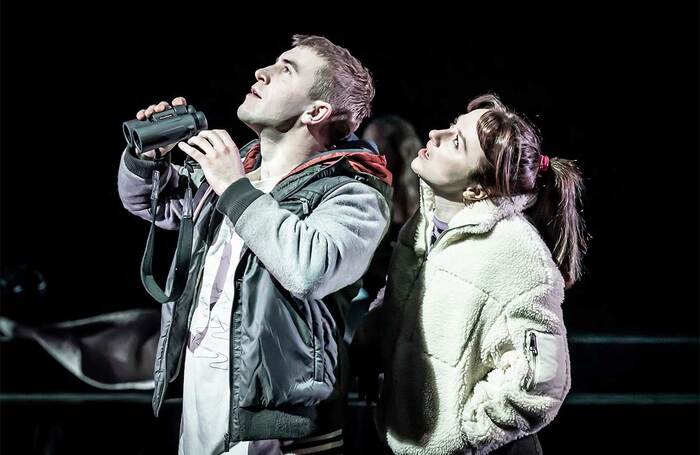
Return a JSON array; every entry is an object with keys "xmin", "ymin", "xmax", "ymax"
[{"xmin": 122, "ymin": 105, "xmax": 208, "ymax": 153}]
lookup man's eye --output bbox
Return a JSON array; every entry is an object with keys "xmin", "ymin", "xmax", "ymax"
[
  {"xmin": 283, "ymin": 66, "xmax": 291, "ymax": 73},
  {"xmin": 453, "ymin": 137, "xmax": 459, "ymax": 148}
]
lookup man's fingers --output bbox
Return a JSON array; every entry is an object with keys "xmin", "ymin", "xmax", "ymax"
[
  {"xmin": 154, "ymin": 101, "xmax": 170, "ymax": 113},
  {"xmin": 187, "ymin": 135, "xmax": 216, "ymax": 156},
  {"xmin": 213, "ymin": 129, "xmax": 238, "ymax": 152},
  {"xmin": 144, "ymin": 104, "xmax": 157, "ymax": 117},
  {"xmin": 178, "ymin": 142, "xmax": 206, "ymax": 162},
  {"xmin": 197, "ymin": 130, "xmax": 226, "ymax": 151},
  {"xmin": 137, "ymin": 98, "xmax": 184, "ymax": 120}
]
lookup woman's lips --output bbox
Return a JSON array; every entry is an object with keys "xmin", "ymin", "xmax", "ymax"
[{"xmin": 418, "ymin": 148, "xmax": 429, "ymax": 159}]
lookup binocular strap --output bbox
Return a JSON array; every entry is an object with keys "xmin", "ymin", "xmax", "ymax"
[{"xmin": 140, "ymin": 167, "xmax": 194, "ymax": 304}]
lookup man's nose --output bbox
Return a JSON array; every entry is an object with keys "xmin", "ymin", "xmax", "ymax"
[{"xmin": 254, "ymin": 67, "xmax": 269, "ymax": 84}]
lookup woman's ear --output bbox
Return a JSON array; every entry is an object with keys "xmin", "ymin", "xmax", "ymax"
[
  {"xmin": 300, "ymin": 101, "xmax": 333, "ymax": 126},
  {"xmin": 462, "ymin": 184, "xmax": 489, "ymax": 203}
]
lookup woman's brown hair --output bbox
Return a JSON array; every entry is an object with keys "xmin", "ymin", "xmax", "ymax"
[{"xmin": 467, "ymin": 94, "xmax": 588, "ymax": 288}]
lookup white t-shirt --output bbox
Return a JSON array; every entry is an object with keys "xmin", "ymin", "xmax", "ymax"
[{"xmin": 179, "ymin": 170, "xmax": 283, "ymax": 455}]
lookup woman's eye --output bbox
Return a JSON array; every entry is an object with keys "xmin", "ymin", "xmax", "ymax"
[
  {"xmin": 453, "ymin": 137, "xmax": 459, "ymax": 148},
  {"xmin": 283, "ymin": 66, "xmax": 291, "ymax": 74}
]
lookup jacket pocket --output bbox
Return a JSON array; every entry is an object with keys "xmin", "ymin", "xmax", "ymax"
[
  {"xmin": 523, "ymin": 329, "xmax": 567, "ymax": 396},
  {"xmin": 278, "ymin": 197, "xmax": 312, "ymax": 218}
]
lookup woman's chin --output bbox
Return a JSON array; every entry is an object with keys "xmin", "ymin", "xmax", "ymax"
[{"xmin": 410, "ymin": 157, "xmax": 422, "ymax": 176}]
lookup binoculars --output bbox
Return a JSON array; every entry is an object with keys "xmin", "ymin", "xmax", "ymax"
[{"xmin": 122, "ymin": 105, "xmax": 208, "ymax": 152}]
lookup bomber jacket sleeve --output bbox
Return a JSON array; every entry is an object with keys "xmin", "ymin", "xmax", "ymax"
[
  {"xmin": 215, "ymin": 177, "xmax": 390, "ymax": 300},
  {"xmin": 117, "ymin": 147, "xmax": 201, "ymax": 231},
  {"xmin": 460, "ymin": 284, "xmax": 571, "ymax": 454}
]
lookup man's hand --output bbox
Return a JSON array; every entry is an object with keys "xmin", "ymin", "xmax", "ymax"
[
  {"xmin": 135, "ymin": 97, "xmax": 187, "ymax": 159},
  {"xmin": 177, "ymin": 130, "xmax": 246, "ymax": 195}
]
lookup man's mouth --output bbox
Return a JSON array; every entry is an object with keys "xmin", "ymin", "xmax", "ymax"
[
  {"xmin": 250, "ymin": 87, "xmax": 261, "ymax": 99},
  {"xmin": 418, "ymin": 148, "xmax": 430, "ymax": 159}
]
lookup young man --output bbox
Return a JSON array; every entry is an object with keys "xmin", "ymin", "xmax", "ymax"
[{"xmin": 118, "ymin": 35, "xmax": 392, "ymax": 454}]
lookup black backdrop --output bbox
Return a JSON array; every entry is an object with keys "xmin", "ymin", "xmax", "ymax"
[{"xmin": 2, "ymin": 5, "xmax": 697, "ymax": 334}]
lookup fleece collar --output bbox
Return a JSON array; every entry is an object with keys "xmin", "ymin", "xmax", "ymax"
[{"xmin": 418, "ymin": 179, "xmax": 536, "ymax": 235}]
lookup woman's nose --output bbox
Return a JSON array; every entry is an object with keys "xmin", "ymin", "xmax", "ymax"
[{"xmin": 428, "ymin": 129, "xmax": 440, "ymax": 146}]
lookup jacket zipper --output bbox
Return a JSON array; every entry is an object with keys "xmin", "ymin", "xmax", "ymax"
[
  {"xmin": 225, "ymin": 266, "xmax": 245, "ymax": 449},
  {"xmin": 525, "ymin": 331, "xmax": 539, "ymax": 390},
  {"xmin": 299, "ymin": 197, "xmax": 311, "ymax": 216}
]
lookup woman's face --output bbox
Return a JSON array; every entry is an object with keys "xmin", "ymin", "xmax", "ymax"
[{"xmin": 411, "ymin": 109, "xmax": 489, "ymax": 199}]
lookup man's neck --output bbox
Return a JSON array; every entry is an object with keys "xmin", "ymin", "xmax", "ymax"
[{"xmin": 257, "ymin": 127, "xmax": 325, "ymax": 179}]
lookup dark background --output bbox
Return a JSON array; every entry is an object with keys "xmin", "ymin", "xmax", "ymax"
[{"xmin": 1, "ymin": 4, "xmax": 698, "ymax": 454}]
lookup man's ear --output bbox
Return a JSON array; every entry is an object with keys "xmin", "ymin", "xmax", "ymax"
[
  {"xmin": 300, "ymin": 101, "xmax": 333, "ymax": 126},
  {"xmin": 462, "ymin": 184, "xmax": 489, "ymax": 202}
]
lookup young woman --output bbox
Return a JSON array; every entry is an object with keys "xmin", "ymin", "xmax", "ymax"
[{"xmin": 354, "ymin": 94, "xmax": 587, "ymax": 454}]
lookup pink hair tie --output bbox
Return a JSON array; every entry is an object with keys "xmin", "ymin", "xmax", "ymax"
[{"xmin": 539, "ymin": 154, "xmax": 550, "ymax": 174}]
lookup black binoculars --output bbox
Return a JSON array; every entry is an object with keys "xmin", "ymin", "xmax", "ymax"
[{"xmin": 122, "ymin": 105, "xmax": 208, "ymax": 152}]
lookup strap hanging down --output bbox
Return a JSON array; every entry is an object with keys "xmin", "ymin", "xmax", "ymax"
[{"xmin": 140, "ymin": 161, "xmax": 194, "ymax": 304}]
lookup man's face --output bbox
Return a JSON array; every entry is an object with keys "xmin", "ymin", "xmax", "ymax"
[
  {"xmin": 237, "ymin": 46, "xmax": 326, "ymax": 132},
  {"xmin": 411, "ymin": 109, "xmax": 489, "ymax": 196}
]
